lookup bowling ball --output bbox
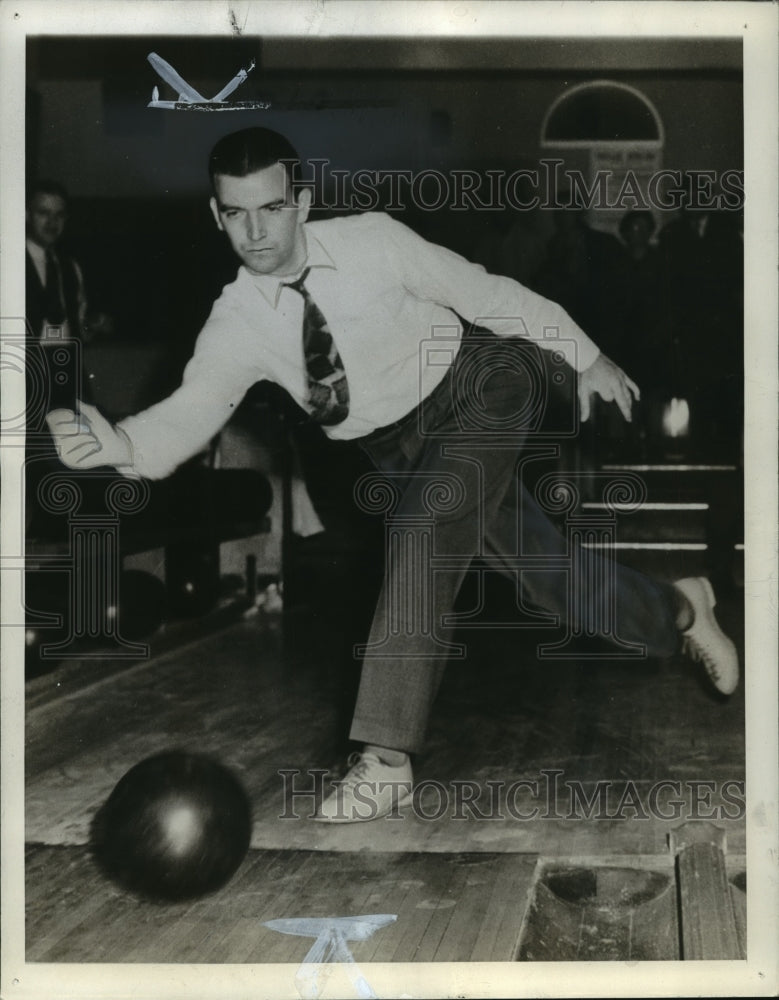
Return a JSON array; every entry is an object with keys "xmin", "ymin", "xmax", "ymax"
[{"xmin": 91, "ymin": 750, "xmax": 252, "ymax": 901}]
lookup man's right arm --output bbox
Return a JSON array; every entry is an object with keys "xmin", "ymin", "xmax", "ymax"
[
  {"xmin": 46, "ymin": 299, "xmax": 262, "ymax": 480},
  {"xmin": 47, "ymin": 403, "xmax": 135, "ymax": 472},
  {"xmin": 47, "ymin": 365, "xmax": 249, "ymax": 480}
]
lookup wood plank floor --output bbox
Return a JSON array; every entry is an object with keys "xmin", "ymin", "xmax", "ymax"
[{"xmin": 25, "ymin": 846, "xmax": 538, "ymax": 964}]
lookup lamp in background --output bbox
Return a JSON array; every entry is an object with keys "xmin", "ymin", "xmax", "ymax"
[{"xmin": 661, "ymin": 397, "xmax": 690, "ymax": 439}]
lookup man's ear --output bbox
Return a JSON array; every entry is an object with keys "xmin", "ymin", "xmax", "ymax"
[
  {"xmin": 295, "ymin": 186, "xmax": 312, "ymax": 224},
  {"xmin": 209, "ymin": 197, "xmax": 224, "ymax": 232}
]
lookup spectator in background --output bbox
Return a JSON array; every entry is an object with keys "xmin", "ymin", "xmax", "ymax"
[
  {"xmin": 26, "ymin": 180, "xmax": 86, "ymax": 342},
  {"xmin": 25, "ymin": 180, "xmax": 113, "ymax": 531},
  {"xmin": 534, "ymin": 205, "xmax": 624, "ymax": 351},
  {"xmin": 611, "ymin": 211, "xmax": 666, "ymax": 386},
  {"xmin": 618, "ymin": 210, "xmax": 659, "ymax": 285},
  {"xmin": 532, "ymin": 206, "xmax": 627, "ymax": 454},
  {"xmin": 468, "ymin": 172, "xmax": 548, "ymax": 289},
  {"xmin": 585, "ymin": 209, "xmax": 668, "ymax": 455},
  {"xmin": 26, "ymin": 179, "xmax": 113, "ymax": 345}
]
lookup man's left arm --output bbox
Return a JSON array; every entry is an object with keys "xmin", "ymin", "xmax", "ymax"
[
  {"xmin": 381, "ymin": 214, "xmax": 640, "ymax": 422},
  {"xmin": 577, "ymin": 352, "xmax": 640, "ymax": 423}
]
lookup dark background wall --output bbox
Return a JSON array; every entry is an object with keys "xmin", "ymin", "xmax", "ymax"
[{"xmin": 29, "ymin": 36, "xmax": 743, "ymax": 197}]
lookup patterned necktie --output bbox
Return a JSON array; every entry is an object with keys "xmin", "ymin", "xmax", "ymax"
[
  {"xmin": 284, "ymin": 267, "xmax": 349, "ymax": 426},
  {"xmin": 44, "ymin": 250, "xmax": 66, "ymax": 326}
]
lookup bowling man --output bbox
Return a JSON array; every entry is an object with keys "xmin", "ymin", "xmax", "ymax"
[{"xmin": 47, "ymin": 127, "xmax": 739, "ymax": 824}]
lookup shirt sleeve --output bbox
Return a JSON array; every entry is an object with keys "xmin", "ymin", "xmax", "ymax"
[
  {"xmin": 117, "ymin": 298, "xmax": 262, "ymax": 480},
  {"xmin": 378, "ymin": 214, "xmax": 601, "ymax": 372}
]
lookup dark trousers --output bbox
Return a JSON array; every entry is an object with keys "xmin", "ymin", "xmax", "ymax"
[{"xmin": 349, "ymin": 335, "xmax": 679, "ymax": 754}]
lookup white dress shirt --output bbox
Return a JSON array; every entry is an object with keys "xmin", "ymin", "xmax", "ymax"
[{"xmin": 119, "ymin": 212, "xmax": 600, "ymax": 480}]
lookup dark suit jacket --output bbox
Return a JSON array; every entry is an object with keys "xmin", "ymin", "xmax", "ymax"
[{"xmin": 26, "ymin": 248, "xmax": 83, "ymax": 341}]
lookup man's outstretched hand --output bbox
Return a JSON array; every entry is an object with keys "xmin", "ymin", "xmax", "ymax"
[
  {"xmin": 578, "ymin": 353, "xmax": 640, "ymax": 423},
  {"xmin": 46, "ymin": 402, "xmax": 133, "ymax": 470}
]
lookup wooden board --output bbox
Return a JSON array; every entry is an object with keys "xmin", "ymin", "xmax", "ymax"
[{"xmin": 25, "ymin": 846, "xmax": 538, "ymax": 964}]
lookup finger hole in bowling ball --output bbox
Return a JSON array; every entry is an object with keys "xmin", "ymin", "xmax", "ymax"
[{"xmin": 90, "ymin": 750, "xmax": 252, "ymax": 902}]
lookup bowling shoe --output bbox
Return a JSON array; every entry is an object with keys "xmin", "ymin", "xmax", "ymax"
[
  {"xmin": 674, "ymin": 576, "xmax": 739, "ymax": 695},
  {"xmin": 314, "ymin": 751, "xmax": 413, "ymax": 823}
]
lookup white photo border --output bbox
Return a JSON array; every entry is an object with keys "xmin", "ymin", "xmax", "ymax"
[{"xmin": 1, "ymin": 2, "xmax": 777, "ymax": 998}]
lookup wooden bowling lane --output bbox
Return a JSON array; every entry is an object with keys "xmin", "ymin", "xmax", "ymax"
[
  {"xmin": 25, "ymin": 841, "xmax": 746, "ymax": 963},
  {"xmin": 25, "ymin": 845, "xmax": 538, "ymax": 963},
  {"xmin": 24, "ymin": 568, "xmax": 745, "ymax": 963},
  {"xmin": 26, "ymin": 603, "xmax": 745, "ymax": 858}
]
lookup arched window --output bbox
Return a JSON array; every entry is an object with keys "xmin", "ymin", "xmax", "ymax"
[
  {"xmin": 541, "ymin": 81, "xmax": 664, "ymax": 233},
  {"xmin": 541, "ymin": 80, "xmax": 664, "ymax": 148}
]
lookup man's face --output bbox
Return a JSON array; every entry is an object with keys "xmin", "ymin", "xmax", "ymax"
[
  {"xmin": 210, "ymin": 164, "xmax": 311, "ymax": 277},
  {"xmin": 26, "ymin": 193, "xmax": 67, "ymax": 249}
]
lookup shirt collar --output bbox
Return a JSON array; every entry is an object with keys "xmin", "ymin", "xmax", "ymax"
[
  {"xmin": 26, "ymin": 239, "xmax": 48, "ymax": 266},
  {"xmin": 247, "ymin": 227, "xmax": 337, "ymax": 307}
]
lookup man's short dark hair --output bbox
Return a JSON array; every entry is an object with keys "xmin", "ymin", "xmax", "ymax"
[
  {"xmin": 27, "ymin": 179, "xmax": 69, "ymax": 208},
  {"xmin": 209, "ymin": 128, "xmax": 301, "ymax": 191}
]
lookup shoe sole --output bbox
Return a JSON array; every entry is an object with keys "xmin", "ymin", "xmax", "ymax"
[
  {"xmin": 681, "ymin": 577, "xmax": 738, "ymax": 695},
  {"xmin": 313, "ymin": 790, "xmax": 414, "ymax": 824}
]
